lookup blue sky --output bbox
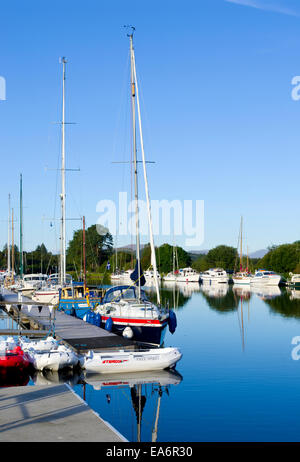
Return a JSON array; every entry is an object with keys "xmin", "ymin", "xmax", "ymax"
[{"xmin": 0, "ymin": 0, "xmax": 300, "ymax": 256}]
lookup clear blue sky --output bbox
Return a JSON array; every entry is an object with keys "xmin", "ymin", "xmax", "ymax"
[{"xmin": 0, "ymin": 0, "xmax": 300, "ymax": 256}]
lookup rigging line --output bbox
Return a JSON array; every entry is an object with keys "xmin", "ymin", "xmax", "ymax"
[{"xmin": 135, "ymin": 66, "xmax": 153, "ymax": 162}]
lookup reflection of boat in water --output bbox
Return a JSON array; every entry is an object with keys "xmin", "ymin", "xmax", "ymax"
[
  {"xmin": 200, "ymin": 282, "xmax": 229, "ymax": 298},
  {"xmin": 287, "ymin": 288, "xmax": 300, "ymax": 300},
  {"xmin": 31, "ymin": 369, "xmax": 83, "ymax": 386},
  {"xmin": 250, "ymin": 285, "xmax": 281, "ymax": 300},
  {"xmin": 83, "ymin": 368, "xmax": 182, "ymax": 389},
  {"xmin": 83, "ymin": 365, "xmax": 182, "ymax": 442},
  {"xmin": 162, "ymin": 280, "xmax": 201, "ymax": 296},
  {"xmin": 232, "ymin": 285, "xmax": 251, "ymax": 300}
]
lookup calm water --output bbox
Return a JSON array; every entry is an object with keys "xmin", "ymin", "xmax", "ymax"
[{"xmin": 2, "ymin": 282, "xmax": 300, "ymax": 442}]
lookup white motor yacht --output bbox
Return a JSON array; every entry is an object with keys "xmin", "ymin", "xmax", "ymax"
[
  {"xmin": 176, "ymin": 267, "xmax": 200, "ymax": 283},
  {"xmin": 250, "ymin": 270, "xmax": 282, "ymax": 286},
  {"xmin": 18, "ymin": 274, "xmax": 48, "ymax": 296},
  {"xmin": 32, "ymin": 273, "xmax": 73, "ymax": 305},
  {"xmin": 200, "ymin": 268, "xmax": 229, "ymax": 284}
]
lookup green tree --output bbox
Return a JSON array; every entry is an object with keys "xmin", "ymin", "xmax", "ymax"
[
  {"xmin": 192, "ymin": 245, "xmax": 238, "ymax": 272},
  {"xmin": 67, "ymin": 224, "xmax": 114, "ymax": 272},
  {"xmin": 140, "ymin": 243, "xmax": 191, "ymax": 274}
]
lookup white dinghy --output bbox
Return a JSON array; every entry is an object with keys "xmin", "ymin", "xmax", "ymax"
[
  {"xmin": 0, "ymin": 336, "xmax": 18, "ymax": 350},
  {"xmin": 82, "ymin": 347, "xmax": 182, "ymax": 374},
  {"xmin": 28, "ymin": 345, "xmax": 80, "ymax": 372},
  {"xmin": 19, "ymin": 336, "xmax": 59, "ymax": 353}
]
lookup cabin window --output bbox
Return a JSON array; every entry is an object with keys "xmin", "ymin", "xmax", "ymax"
[{"xmin": 122, "ymin": 288, "xmax": 135, "ymax": 299}]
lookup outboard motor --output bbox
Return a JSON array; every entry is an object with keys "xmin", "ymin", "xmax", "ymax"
[{"xmin": 168, "ymin": 310, "xmax": 177, "ymax": 334}]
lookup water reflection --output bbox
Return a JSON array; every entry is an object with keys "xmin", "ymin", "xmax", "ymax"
[
  {"xmin": 200, "ymin": 283, "xmax": 239, "ymax": 313},
  {"xmin": 250, "ymin": 285, "xmax": 281, "ymax": 300},
  {"xmin": 78, "ymin": 369, "xmax": 183, "ymax": 442}
]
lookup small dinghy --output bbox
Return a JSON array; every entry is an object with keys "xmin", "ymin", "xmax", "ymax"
[
  {"xmin": 0, "ymin": 336, "xmax": 18, "ymax": 351},
  {"xmin": 19, "ymin": 336, "xmax": 59, "ymax": 353},
  {"xmin": 0, "ymin": 345, "xmax": 33, "ymax": 371},
  {"xmin": 82, "ymin": 347, "xmax": 182, "ymax": 374},
  {"xmin": 28, "ymin": 345, "xmax": 80, "ymax": 372}
]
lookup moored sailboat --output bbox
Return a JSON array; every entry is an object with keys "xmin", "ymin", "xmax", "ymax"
[
  {"xmin": 232, "ymin": 217, "xmax": 252, "ymax": 285},
  {"xmin": 94, "ymin": 29, "xmax": 175, "ymax": 345}
]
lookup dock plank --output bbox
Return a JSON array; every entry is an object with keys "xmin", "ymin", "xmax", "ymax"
[{"xmin": 0, "ymin": 384, "xmax": 126, "ymax": 442}]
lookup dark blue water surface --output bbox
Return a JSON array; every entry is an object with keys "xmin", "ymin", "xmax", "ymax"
[{"xmin": 2, "ymin": 283, "xmax": 300, "ymax": 442}]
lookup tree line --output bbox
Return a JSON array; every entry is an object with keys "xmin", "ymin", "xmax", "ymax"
[{"xmin": 3, "ymin": 223, "xmax": 300, "ymax": 279}]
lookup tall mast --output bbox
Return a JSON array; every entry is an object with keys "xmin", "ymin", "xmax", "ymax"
[
  {"xmin": 19, "ymin": 174, "xmax": 23, "ymax": 278},
  {"xmin": 7, "ymin": 194, "xmax": 11, "ymax": 274},
  {"xmin": 60, "ymin": 57, "xmax": 67, "ymax": 286},
  {"xmin": 132, "ymin": 33, "xmax": 161, "ymax": 304},
  {"xmin": 240, "ymin": 216, "xmax": 243, "ymax": 271},
  {"xmin": 11, "ymin": 208, "xmax": 14, "ymax": 282},
  {"xmin": 83, "ymin": 216, "xmax": 86, "ymax": 293},
  {"xmin": 129, "ymin": 30, "xmax": 141, "ymax": 299}
]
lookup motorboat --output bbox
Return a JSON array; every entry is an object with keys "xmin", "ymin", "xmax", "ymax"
[
  {"xmin": 232, "ymin": 272, "xmax": 253, "ymax": 285},
  {"xmin": 176, "ymin": 267, "xmax": 200, "ymax": 283},
  {"xmin": 287, "ymin": 273, "xmax": 300, "ymax": 288},
  {"xmin": 56, "ymin": 283, "xmax": 103, "ymax": 319},
  {"xmin": 144, "ymin": 270, "xmax": 162, "ymax": 285},
  {"xmin": 82, "ymin": 347, "xmax": 182, "ymax": 374},
  {"xmin": 250, "ymin": 270, "xmax": 282, "ymax": 286},
  {"xmin": 18, "ymin": 273, "xmax": 49, "ymax": 296},
  {"xmin": 31, "ymin": 273, "xmax": 73, "ymax": 305},
  {"xmin": 92, "ymin": 285, "xmax": 175, "ymax": 345},
  {"xmin": 200, "ymin": 268, "xmax": 229, "ymax": 284}
]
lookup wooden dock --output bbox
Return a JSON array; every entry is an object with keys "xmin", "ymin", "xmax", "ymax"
[
  {"xmin": 0, "ymin": 289, "xmax": 136, "ymax": 353},
  {"xmin": 0, "ymin": 384, "xmax": 127, "ymax": 442},
  {"xmin": 0, "ymin": 289, "xmax": 131, "ymax": 442}
]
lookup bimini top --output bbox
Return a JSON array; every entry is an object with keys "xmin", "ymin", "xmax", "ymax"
[{"xmin": 102, "ymin": 285, "xmax": 148, "ymax": 304}]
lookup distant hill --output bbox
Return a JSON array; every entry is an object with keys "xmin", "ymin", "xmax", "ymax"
[
  {"xmin": 249, "ymin": 249, "xmax": 268, "ymax": 259},
  {"xmin": 115, "ymin": 244, "xmax": 268, "ymax": 260}
]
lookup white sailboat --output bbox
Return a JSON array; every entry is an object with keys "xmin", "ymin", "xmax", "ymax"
[
  {"xmin": 232, "ymin": 217, "xmax": 253, "ymax": 285},
  {"xmin": 32, "ymin": 57, "xmax": 71, "ymax": 305},
  {"xmin": 94, "ymin": 29, "xmax": 175, "ymax": 345}
]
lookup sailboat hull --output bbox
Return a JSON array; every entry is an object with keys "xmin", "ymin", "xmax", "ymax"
[{"xmin": 100, "ymin": 316, "xmax": 169, "ymax": 346}]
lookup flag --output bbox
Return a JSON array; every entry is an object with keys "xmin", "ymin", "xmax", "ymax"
[{"xmin": 130, "ymin": 260, "xmax": 146, "ymax": 286}]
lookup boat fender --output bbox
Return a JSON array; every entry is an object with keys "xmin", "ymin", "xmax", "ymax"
[
  {"xmin": 123, "ymin": 326, "xmax": 133, "ymax": 339},
  {"xmin": 168, "ymin": 310, "xmax": 177, "ymax": 334},
  {"xmin": 90, "ymin": 311, "xmax": 96, "ymax": 325},
  {"xmin": 95, "ymin": 313, "xmax": 101, "ymax": 327},
  {"xmin": 86, "ymin": 309, "xmax": 92, "ymax": 323},
  {"xmin": 70, "ymin": 307, "xmax": 76, "ymax": 317},
  {"xmin": 105, "ymin": 317, "xmax": 113, "ymax": 332}
]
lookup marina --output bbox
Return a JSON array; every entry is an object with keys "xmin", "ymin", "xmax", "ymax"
[
  {"xmin": 2, "ymin": 0, "xmax": 300, "ymax": 447},
  {"xmin": 2, "ymin": 283, "xmax": 300, "ymax": 441}
]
